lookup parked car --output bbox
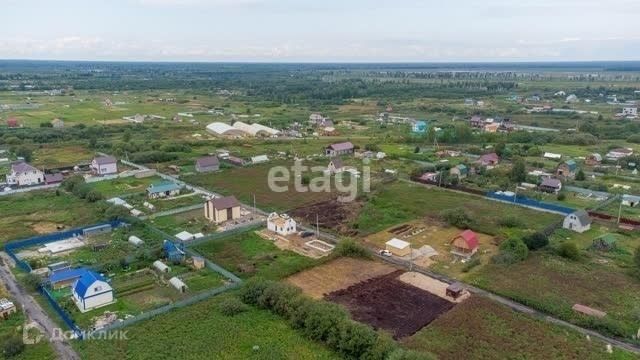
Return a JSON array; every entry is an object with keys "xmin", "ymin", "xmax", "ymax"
[{"xmin": 379, "ymin": 249, "xmax": 392, "ymax": 256}]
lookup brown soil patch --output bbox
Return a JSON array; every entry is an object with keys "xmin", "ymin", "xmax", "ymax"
[
  {"xmin": 32, "ymin": 222, "xmax": 62, "ymax": 234},
  {"xmin": 286, "ymin": 257, "xmax": 396, "ymax": 299},
  {"xmin": 326, "ymin": 270, "xmax": 455, "ymax": 339},
  {"xmin": 290, "ymin": 199, "xmax": 363, "ymax": 236}
]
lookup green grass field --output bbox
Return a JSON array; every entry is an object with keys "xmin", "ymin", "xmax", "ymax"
[
  {"xmin": 192, "ymin": 231, "xmax": 322, "ymax": 280},
  {"xmin": 356, "ymin": 181, "xmax": 560, "ymax": 236},
  {"xmin": 73, "ymin": 294, "xmax": 339, "ymax": 360},
  {"xmin": 0, "ymin": 312, "xmax": 56, "ymax": 360}
]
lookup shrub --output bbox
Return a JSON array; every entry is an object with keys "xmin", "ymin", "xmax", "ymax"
[
  {"xmin": 440, "ymin": 208, "xmax": 474, "ymax": 228},
  {"xmin": 334, "ymin": 239, "xmax": 370, "ymax": 259},
  {"xmin": 461, "ymin": 257, "xmax": 481, "ymax": 272},
  {"xmin": 217, "ymin": 297, "xmax": 249, "ymax": 316},
  {"xmin": 498, "ymin": 216, "xmax": 523, "ymax": 228},
  {"xmin": 238, "ymin": 279, "xmax": 272, "ymax": 305},
  {"xmin": 558, "ymin": 242, "xmax": 580, "ymax": 260},
  {"xmin": 493, "ymin": 237, "xmax": 528, "ymax": 264},
  {"xmin": 557, "ymin": 193, "xmax": 566, "ymax": 201},
  {"xmin": 2, "ymin": 336, "xmax": 25, "ymax": 358},
  {"xmin": 523, "ymin": 232, "xmax": 549, "ymax": 250}
]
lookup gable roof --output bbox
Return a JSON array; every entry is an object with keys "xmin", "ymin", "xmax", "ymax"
[
  {"xmin": 327, "ymin": 142, "xmax": 354, "ymax": 151},
  {"xmin": 45, "ymin": 173, "xmax": 64, "ymax": 183},
  {"xmin": 330, "ymin": 157, "xmax": 343, "ymax": 169},
  {"xmin": 209, "ymin": 195, "xmax": 240, "ymax": 210},
  {"xmin": 563, "ymin": 159, "xmax": 577, "ymax": 172},
  {"xmin": 196, "ymin": 156, "xmax": 219, "ymax": 168},
  {"xmin": 478, "ymin": 153, "xmax": 499, "ymax": 164},
  {"xmin": 93, "ymin": 156, "xmax": 116, "ymax": 166},
  {"xmin": 568, "ymin": 209, "xmax": 591, "ymax": 226},
  {"xmin": 74, "ymin": 270, "xmax": 108, "ymax": 298},
  {"xmin": 541, "ymin": 178, "xmax": 561, "ymax": 188},
  {"xmin": 11, "ymin": 161, "xmax": 39, "ymax": 174},
  {"xmin": 147, "ymin": 181, "xmax": 181, "ymax": 194},
  {"xmin": 49, "ymin": 267, "xmax": 87, "ymax": 284},
  {"xmin": 454, "ymin": 230, "xmax": 479, "ymax": 249}
]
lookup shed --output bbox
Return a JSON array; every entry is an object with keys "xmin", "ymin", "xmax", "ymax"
[
  {"xmin": 128, "ymin": 235, "xmax": 144, "ymax": 246},
  {"xmin": 563, "ymin": 210, "xmax": 592, "ymax": 233},
  {"xmin": 153, "ymin": 260, "xmax": 171, "ymax": 273},
  {"xmin": 195, "ymin": 156, "xmax": 220, "ymax": 173},
  {"xmin": 385, "ymin": 238, "xmax": 411, "ymax": 257},
  {"xmin": 82, "ymin": 224, "xmax": 112, "ymax": 236},
  {"xmin": 191, "ymin": 256, "xmax": 205, "ymax": 270},
  {"xmin": 47, "ymin": 261, "xmax": 71, "ymax": 274},
  {"xmin": 251, "ymin": 155, "xmax": 269, "ymax": 164},
  {"xmin": 622, "ymin": 194, "xmax": 640, "ymax": 207},
  {"xmin": 175, "ymin": 231, "xmax": 194, "ymax": 242},
  {"xmin": 450, "ymin": 230, "xmax": 479, "ymax": 258},
  {"xmin": 169, "ymin": 277, "xmax": 187, "ymax": 293},
  {"xmin": 204, "ymin": 195, "xmax": 241, "ymax": 224},
  {"xmin": 539, "ymin": 178, "xmax": 562, "ymax": 193},
  {"xmin": 0, "ymin": 298, "xmax": 17, "ymax": 319},
  {"xmin": 48, "ymin": 267, "xmax": 87, "ymax": 289},
  {"xmin": 445, "ymin": 282, "xmax": 465, "ymax": 299}
]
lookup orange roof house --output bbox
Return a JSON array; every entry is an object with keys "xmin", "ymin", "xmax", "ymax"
[{"xmin": 450, "ymin": 230, "xmax": 479, "ymax": 258}]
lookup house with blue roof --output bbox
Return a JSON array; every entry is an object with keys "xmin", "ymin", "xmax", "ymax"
[
  {"xmin": 146, "ymin": 181, "xmax": 181, "ymax": 199},
  {"xmin": 71, "ymin": 269, "xmax": 114, "ymax": 313},
  {"xmin": 48, "ymin": 267, "xmax": 87, "ymax": 290}
]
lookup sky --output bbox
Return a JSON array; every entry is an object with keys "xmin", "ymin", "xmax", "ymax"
[{"xmin": 0, "ymin": 0, "xmax": 639, "ymax": 62}]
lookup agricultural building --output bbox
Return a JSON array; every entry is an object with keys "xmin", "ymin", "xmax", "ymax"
[
  {"xmin": 267, "ymin": 212, "xmax": 297, "ymax": 236},
  {"xmin": 204, "ymin": 195, "xmax": 241, "ymax": 224},
  {"xmin": 72, "ymin": 270, "xmax": 114, "ymax": 312},
  {"xmin": 153, "ymin": 260, "xmax": 171, "ymax": 273},
  {"xmin": 146, "ymin": 181, "xmax": 181, "ymax": 199},
  {"xmin": 563, "ymin": 210, "xmax": 591, "ymax": 233},
  {"xmin": 385, "ymin": 238, "xmax": 411, "ymax": 257},
  {"xmin": 206, "ymin": 122, "xmax": 245, "ymax": 137},
  {"xmin": 169, "ymin": 277, "xmax": 187, "ymax": 293},
  {"xmin": 450, "ymin": 230, "xmax": 479, "ymax": 258},
  {"xmin": 195, "ymin": 156, "xmax": 220, "ymax": 173}
]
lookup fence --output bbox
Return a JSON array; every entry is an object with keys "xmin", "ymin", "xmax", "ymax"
[
  {"xmin": 485, "ymin": 192, "xmax": 575, "ymax": 215},
  {"xmin": 4, "ymin": 220, "xmax": 128, "ymax": 272},
  {"xmin": 184, "ymin": 222, "xmax": 264, "ymax": 248},
  {"xmin": 410, "ymin": 176, "xmax": 486, "ymax": 196},
  {"xmin": 0, "ymin": 183, "xmax": 60, "ymax": 197},
  {"xmin": 588, "ymin": 211, "xmax": 640, "ymax": 228},
  {"xmin": 39, "ymin": 286, "xmax": 83, "ymax": 339}
]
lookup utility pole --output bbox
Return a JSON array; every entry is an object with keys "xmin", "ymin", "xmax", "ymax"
[
  {"xmin": 408, "ymin": 241, "xmax": 413, "ymax": 272},
  {"xmin": 617, "ymin": 195, "xmax": 623, "ymax": 224},
  {"xmin": 316, "ymin": 213, "xmax": 320, "ymax": 238},
  {"xmin": 253, "ymin": 193, "xmax": 256, "ymax": 215}
]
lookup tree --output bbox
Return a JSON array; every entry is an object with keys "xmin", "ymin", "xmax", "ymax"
[
  {"xmin": 510, "ymin": 157, "xmax": 526, "ymax": 182},
  {"xmin": 576, "ymin": 169, "xmax": 586, "ymax": 181},
  {"xmin": 414, "ymin": 146, "xmax": 420, "ymax": 154},
  {"xmin": 493, "ymin": 237, "xmax": 528, "ymax": 264},
  {"xmin": 495, "ymin": 142, "xmax": 506, "ymax": 157},
  {"xmin": 440, "ymin": 208, "xmax": 473, "ymax": 228},
  {"xmin": 523, "ymin": 232, "xmax": 549, "ymax": 250},
  {"xmin": 14, "ymin": 145, "xmax": 33, "ymax": 162}
]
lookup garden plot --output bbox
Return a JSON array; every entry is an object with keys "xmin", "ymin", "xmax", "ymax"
[
  {"xmin": 326, "ymin": 270, "xmax": 456, "ymax": 339},
  {"xmin": 286, "ymin": 257, "xmax": 396, "ymax": 299},
  {"xmin": 365, "ymin": 219, "xmax": 498, "ymax": 277},
  {"xmin": 256, "ymin": 229, "xmax": 334, "ymax": 259},
  {"xmin": 290, "ymin": 199, "xmax": 364, "ymax": 236}
]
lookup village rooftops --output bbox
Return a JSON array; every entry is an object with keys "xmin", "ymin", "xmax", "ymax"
[
  {"xmin": 330, "ymin": 157, "xmax": 343, "ymax": 169},
  {"xmin": 147, "ymin": 181, "xmax": 181, "ymax": 194},
  {"xmin": 74, "ymin": 270, "xmax": 107, "ymax": 298},
  {"xmin": 209, "ymin": 195, "xmax": 240, "ymax": 210},
  {"xmin": 327, "ymin": 142, "xmax": 354, "ymax": 151},
  {"xmin": 49, "ymin": 267, "xmax": 88, "ymax": 284},
  {"xmin": 569, "ymin": 209, "xmax": 592, "ymax": 226},
  {"xmin": 196, "ymin": 156, "xmax": 219, "ymax": 168},
  {"xmin": 541, "ymin": 178, "xmax": 562, "ymax": 188},
  {"xmin": 11, "ymin": 161, "xmax": 39, "ymax": 174},
  {"xmin": 93, "ymin": 156, "xmax": 117, "ymax": 165}
]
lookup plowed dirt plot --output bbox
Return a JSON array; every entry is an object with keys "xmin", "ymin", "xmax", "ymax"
[
  {"xmin": 286, "ymin": 257, "xmax": 396, "ymax": 299},
  {"xmin": 326, "ymin": 271, "xmax": 455, "ymax": 339},
  {"xmin": 290, "ymin": 199, "xmax": 363, "ymax": 235}
]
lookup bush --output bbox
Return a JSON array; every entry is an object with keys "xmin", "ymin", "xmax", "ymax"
[
  {"xmin": 522, "ymin": 232, "xmax": 549, "ymax": 250},
  {"xmin": 498, "ymin": 216, "xmax": 523, "ymax": 228},
  {"xmin": 440, "ymin": 208, "xmax": 474, "ymax": 229},
  {"xmin": 2, "ymin": 336, "xmax": 25, "ymax": 358},
  {"xmin": 557, "ymin": 193, "xmax": 566, "ymax": 201},
  {"xmin": 558, "ymin": 242, "xmax": 580, "ymax": 260},
  {"xmin": 334, "ymin": 239, "xmax": 370, "ymax": 259},
  {"xmin": 217, "ymin": 297, "xmax": 249, "ymax": 316},
  {"xmin": 461, "ymin": 257, "xmax": 481, "ymax": 272},
  {"xmin": 493, "ymin": 238, "xmax": 528, "ymax": 264}
]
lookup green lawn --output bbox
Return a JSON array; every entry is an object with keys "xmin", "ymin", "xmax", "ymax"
[
  {"xmin": 0, "ymin": 312, "xmax": 56, "ymax": 360},
  {"xmin": 0, "ymin": 190, "xmax": 104, "ymax": 244},
  {"xmin": 356, "ymin": 181, "xmax": 560, "ymax": 236},
  {"xmin": 87, "ymin": 176, "xmax": 164, "ymax": 198},
  {"xmin": 192, "ymin": 231, "xmax": 322, "ymax": 280},
  {"xmin": 73, "ymin": 294, "xmax": 339, "ymax": 360}
]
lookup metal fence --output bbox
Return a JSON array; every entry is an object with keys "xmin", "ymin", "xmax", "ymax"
[
  {"xmin": 485, "ymin": 192, "xmax": 575, "ymax": 215},
  {"xmin": 0, "ymin": 183, "xmax": 60, "ymax": 197},
  {"xmin": 39, "ymin": 286, "xmax": 84, "ymax": 339}
]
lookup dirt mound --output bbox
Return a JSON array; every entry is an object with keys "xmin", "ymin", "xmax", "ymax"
[{"xmin": 290, "ymin": 199, "xmax": 363, "ymax": 235}]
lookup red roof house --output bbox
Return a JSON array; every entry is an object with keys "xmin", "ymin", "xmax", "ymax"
[
  {"xmin": 6, "ymin": 117, "xmax": 19, "ymax": 128},
  {"xmin": 450, "ymin": 230, "xmax": 479, "ymax": 258},
  {"xmin": 477, "ymin": 153, "xmax": 499, "ymax": 167}
]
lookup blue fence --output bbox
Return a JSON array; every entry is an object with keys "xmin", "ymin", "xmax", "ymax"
[
  {"xmin": 4, "ymin": 220, "xmax": 127, "ymax": 272},
  {"xmin": 486, "ymin": 192, "xmax": 575, "ymax": 215},
  {"xmin": 39, "ymin": 286, "xmax": 83, "ymax": 339}
]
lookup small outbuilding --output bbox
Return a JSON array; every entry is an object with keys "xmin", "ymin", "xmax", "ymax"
[
  {"xmin": 153, "ymin": 260, "xmax": 171, "ymax": 273},
  {"xmin": 169, "ymin": 277, "xmax": 187, "ymax": 293},
  {"xmin": 563, "ymin": 210, "xmax": 591, "ymax": 233},
  {"xmin": 146, "ymin": 181, "xmax": 181, "ymax": 199},
  {"xmin": 190, "ymin": 256, "xmax": 205, "ymax": 270},
  {"xmin": 385, "ymin": 238, "xmax": 411, "ymax": 257},
  {"xmin": 0, "ymin": 298, "xmax": 17, "ymax": 320},
  {"xmin": 195, "ymin": 156, "xmax": 220, "ymax": 173},
  {"xmin": 445, "ymin": 283, "xmax": 465, "ymax": 300},
  {"xmin": 128, "ymin": 236, "xmax": 144, "ymax": 246},
  {"xmin": 204, "ymin": 195, "xmax": 241, "ymax": 224},
  {"xmin": 450, "ymin": 230, "xmax": 479, "ymax": 258},
  {"xmin": 539, "ymin": 178, "xmax": 562, "ymax": 194},
  {"xmin": 49, "ymin": 268, "xmax": 87, "ymax": 290}
]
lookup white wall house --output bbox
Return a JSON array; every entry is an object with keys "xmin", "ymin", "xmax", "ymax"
[
  {"xmin": 72, "ymin": 270, "xmax": 114, "ymax": 313},
  {"xmin": 91, "ymin": 156, "xmax": 118, "ymax": 175},
  {"xmin": 267, "ymin": 213, "xmax": 297, "ymax": 236},
  {"xmin": 563, "ymin": 210, "xmax": 592, "ymax": 233},
  {"xmin": 6, "ymin": 162, "xmax": 44, "ymax": 186}
]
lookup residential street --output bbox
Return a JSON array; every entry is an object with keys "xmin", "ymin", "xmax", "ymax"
[{"xmin": 0, "ymin": 252, "xmax": 80, "ymax": 360}]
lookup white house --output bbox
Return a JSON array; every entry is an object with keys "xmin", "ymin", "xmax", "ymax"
[
  {"xmin": 6, "ymin": 162, "xmax": 44, "ymax": 186},
  {"xmin": 91, "ymin": 156, "xmax": 118, "ymax": 175},
  {"xmin": 72, "ymin": 270, "xmax": 114, "ymax": 312},
  {"xmin": 327, "ymin": 157, "xmax": 344, "ymax": 174},
  {"xmin": 563, "ymin": 210, "xmax": 592, "ymax": 233},
  {"xmin": 267, "ymin": 213, "xmax": 297, "ymax": 236}
]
